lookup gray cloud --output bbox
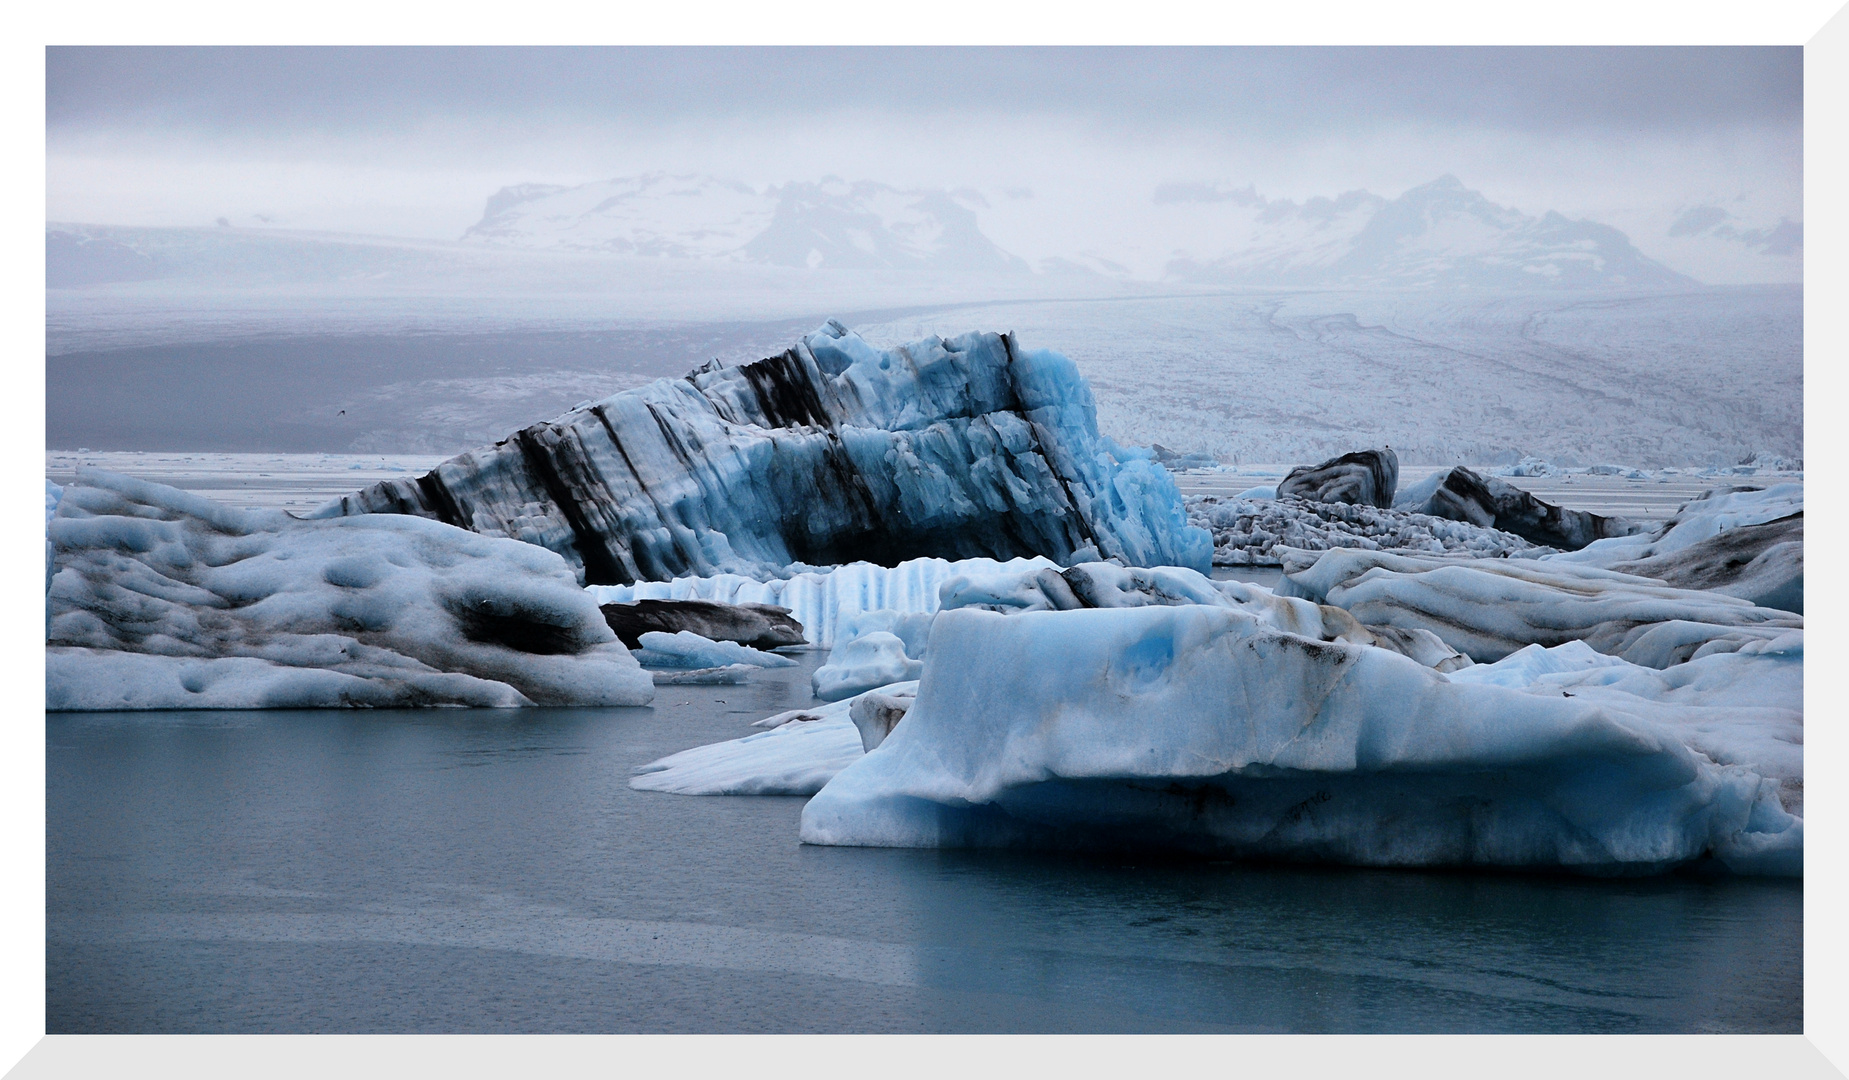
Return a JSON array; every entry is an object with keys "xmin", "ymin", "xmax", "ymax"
[{"xmin": 48, "ymin": 47, "xmax": 1800, "ymax": 139}]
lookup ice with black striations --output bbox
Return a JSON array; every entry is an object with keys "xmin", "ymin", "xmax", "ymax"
[
  {"xmin": 46, "ymin": 469, "xmax": 653, "ymax": 709},
  {"xmin": 1396, "ymin": 466, "xmax": 1642, "ymax": 551},
  {"xmin": 1277, "ymin": 448, "xmax": 1399, "ymax": 508},
  {"xmin": 599, "ymin": 598, "xmax": 805, "ymax": 649},
  {"xmin": 313, "ymin": 321, "xmax": 1210, "ymax": 584},
  {"xmin": 1188, "ymin": 494, "xmax": 1541, "ymax": 567}
]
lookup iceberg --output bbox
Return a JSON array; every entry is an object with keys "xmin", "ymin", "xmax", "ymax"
[
  {"xmin": 316, "ymin": 322, "xmax": 1211, "ymax": 584},
  {"xmin": 812, "ymin": 631, "xmax": 924, "ymax": 702},
  {"xmin": 799, "ymin": 606, "xmax": 1800, "ymax": 876},
  {"xmin": 1398, "ymin": 466, "xmax": 1641, "ymax": 551},
  {"xmin": 598, "ymin": 598, "xmax": 806, "ymax": 649},
  {"xmin": 47, "ymin": 469, "xmax": 653, "ymax": 710},
  {"xmin": 1277, "ymin": 448, "xmax": 1399, "ymax": 508}
]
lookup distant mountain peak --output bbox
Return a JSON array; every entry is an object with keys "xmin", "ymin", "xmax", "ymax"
[
  {"xmin": 1167, "ymin": 175, "xmax": 1696, "ymax": 290},
  {"xmin": 460, "ymin": 173, "xmax": 1029, "ymax": 273}
]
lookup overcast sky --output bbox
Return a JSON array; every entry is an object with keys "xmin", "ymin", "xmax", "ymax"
[{"xmin": 45, "ymin": 47, "xmax": 1803, "ymax": 282}]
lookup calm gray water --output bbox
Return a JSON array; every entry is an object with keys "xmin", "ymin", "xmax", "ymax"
[{"xmin": 48, "ymin": 652, "xmax": 1801, "ymax": 1033}]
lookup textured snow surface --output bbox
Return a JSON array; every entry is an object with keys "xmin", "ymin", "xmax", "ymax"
[
  {"xmin": 46, "ymin": 469, "xmax": 653, "ymax": 710},
  {"xmin": 1282, "ymin": 549, "xmax": 1802, "ymax": 668},
  {"xmin": 319, "ymin": 322, "xmax": 1209, "ymax": 584},
  {"xmin": 799, "ymin": 606, "xmax": 1800, "ymax": 875},
  {"xmin": 587, "ymin": 555, "xmax": 1060, "ymax": 648},
  {"xmin": 1189, "ymin": 494, "xmax": 1541, "ymax": 567}
]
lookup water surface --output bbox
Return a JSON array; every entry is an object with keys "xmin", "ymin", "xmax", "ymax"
[{"xmin": 48, "ymin": 654, "xmax": 1801, "ymax": 1033}]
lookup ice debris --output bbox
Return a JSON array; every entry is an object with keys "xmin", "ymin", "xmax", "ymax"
[
  {"xmin": 1188, "ymin": 494, "xmax": 1541, "ymax": 567},
  {"xmin": 317, "ymin": 322, "xmax": 1211, "ymax": 584},
  {"xmin": 46, "ymin": 468, "xmax": 654, "ymax": 710}
]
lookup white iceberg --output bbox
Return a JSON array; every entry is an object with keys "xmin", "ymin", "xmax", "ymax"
[
  {"xmin": 799, "ymin": 606, "xmax": 1800, "ymax": 876},
  {"xmin": 47, "ymin": 469, "xmax": 654, "ymax": 710},
  {"xmin": 812, "ymin": 631, "xmax": 924, "ymax": 702}
]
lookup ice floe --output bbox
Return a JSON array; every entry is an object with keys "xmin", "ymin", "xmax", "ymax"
[
  {"xmin": 47, "ymin": 468, "xmax": 654, "ymax": 710},
  {"xmin": 316, "ymin": 321, "xmax": 1210, "ymax": 584}
]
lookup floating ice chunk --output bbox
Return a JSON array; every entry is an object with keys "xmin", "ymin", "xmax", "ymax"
[
  {"xmin": 631, "ymin": 681, "xmax": 919, "ymax": 795},
  {"xmin": 46, "ymin": 468, "xmax": 653, "ymax": 710},
  {"xmin": 631, "ymin": 630, "xmax": 798, "ymax": 669},
  {"xmin": 813, "ymin": 631, "xmax": 923, "ymax": 701},
  {"xmin": 1233, "ymin": 485, "xmax": 1277, "ymax": 500},
  {"xmin": 599, "ymin": 598, "xmax": 805, "ymax": 649},
  {"xmin": 799, "ymin": 606, "xmax": 1800, "ymax": 876},
  {"xmin": 1190, "ymin": 493, "xmax": 1538, "ymax": 568},
  {"xmin": 588, "ymin": 555, "xmax": 1061, "ymax": 647}
]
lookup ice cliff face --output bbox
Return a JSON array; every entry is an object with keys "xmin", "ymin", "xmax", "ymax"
[{"xmin": 318, "ymin": 322, "xmax": 1211, "ymax": 584}]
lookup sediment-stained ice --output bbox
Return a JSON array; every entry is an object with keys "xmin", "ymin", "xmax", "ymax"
[
  {"xmin": 46, "ymin": 468, "xmax": 654, "ymax": 710},
  {"xmin": 1400, "ymin": 466, "xmax": 1641, "ymax": 550},
  {"xmin": 798, "ymin": 606, "xmax": 1800, "ymax": 876},
  {"xmin": 1277, "ymin": 448, "xmax": 1399, "ymax": 508},
  {"xmin": 599, "ymin": 598, "xmax": 806, "ymax": 649},
  {"xmin": 316, "ymin": 321, "xmax": 1211, "ymax": 583}
]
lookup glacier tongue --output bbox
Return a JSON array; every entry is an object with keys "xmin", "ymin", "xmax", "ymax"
[{"xmin": 314, "ymin": 321, "xmax": 1210, "ymax": 584}]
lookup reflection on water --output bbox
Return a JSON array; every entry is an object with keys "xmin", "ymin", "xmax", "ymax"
[{"xmin": 47, "ymin": 655, "xmax": 1800, "ymax": 1033}]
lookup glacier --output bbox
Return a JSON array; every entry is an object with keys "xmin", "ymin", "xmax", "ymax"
[
  {"xmin": 316, "ymin": 321, "xmax": 1210, "ymax": 585},
  {"xmin": 797, "ymin": 605, "xmax": 1800, "ymax": 876},
  {"xmin": 46, "ymin": 469, "xmax": 654, "ymax": 710}
]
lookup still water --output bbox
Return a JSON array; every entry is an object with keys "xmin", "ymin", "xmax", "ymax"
[{"xmin": 48, "ymin": 654, "xmax": 1801, "ymax": 1033}]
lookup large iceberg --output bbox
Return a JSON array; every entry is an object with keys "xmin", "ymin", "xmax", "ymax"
[
  {"xmin": 315, "ymin": 322, "xmax": 1210, "ymax": 584},
  {"xmin": 798, "ymin": 605, "xmax": 1800, "ymax": 876},
  {"xmin": 46, "ymin": 469, "xmax": 654, "ymax": 709}
]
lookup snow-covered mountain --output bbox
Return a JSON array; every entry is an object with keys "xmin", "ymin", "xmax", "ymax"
[
  {"xmin": 462, "ymin": 174, "xmax": 1029, "ymax": 273},
  {"xmin": 1162, "ymin": 176, "xmax": 1696, "ymax": 289}
]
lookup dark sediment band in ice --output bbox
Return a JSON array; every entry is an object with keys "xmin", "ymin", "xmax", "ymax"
[
  {"xmin": 600, "ymin": 598, "xmax": 806, "ymax": 650},
  {"xmin": 314, "ymin": 322, "xmax": 1209, "ymax": 584}
]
